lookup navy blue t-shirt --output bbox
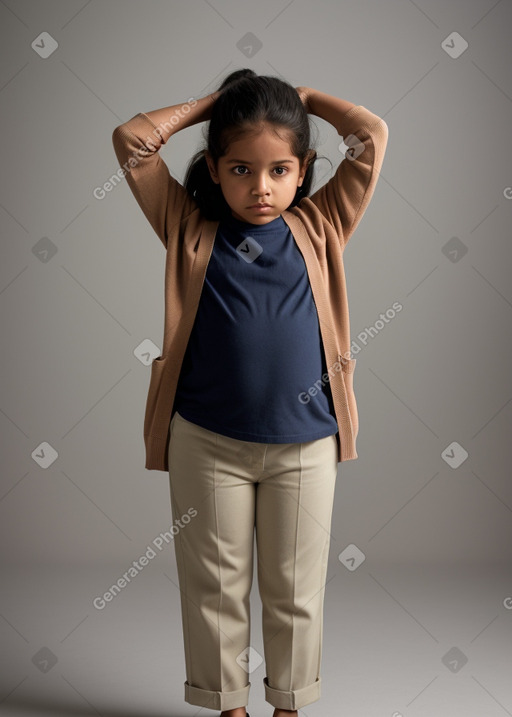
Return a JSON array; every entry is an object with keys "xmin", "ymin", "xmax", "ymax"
[{"xmin": 173, "ymin": 212, "xmax": 338, "ymax": 443}]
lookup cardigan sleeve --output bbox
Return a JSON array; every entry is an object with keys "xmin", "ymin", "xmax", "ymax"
[
  {"xmin": 111, "ymin": 112, "xmax": 198, "ymax": 249},
  {"xmin": 305, "ymin": 105, "xmax": 388, "ymax": 246}
]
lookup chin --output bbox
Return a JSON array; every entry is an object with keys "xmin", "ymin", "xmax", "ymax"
[{"xmin": 236, "ymin": 211, "xmax": 279, "ymax": 224}]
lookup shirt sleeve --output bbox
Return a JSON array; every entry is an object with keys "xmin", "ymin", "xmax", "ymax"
[
  {"xmin": 303, "ymin": 105, "xmax": 389, "ymax": 246},
  {"xmin": 111, "ymin": 112, "xmax": 199, "ymax": 249}
]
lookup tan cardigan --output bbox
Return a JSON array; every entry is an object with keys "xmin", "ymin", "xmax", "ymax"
[{"xmin": 112, "ymin": 105, "xmax": 388, "ymax": 471}]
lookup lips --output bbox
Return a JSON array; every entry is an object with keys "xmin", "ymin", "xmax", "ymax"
[{"xmin": 249, "ymin": 203, "xmax": 271, "ymax": 208}]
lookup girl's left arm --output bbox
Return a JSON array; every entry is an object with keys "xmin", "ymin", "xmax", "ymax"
[
  {"xmin": 296, "ymin": 86, "xmax": 388, "ymax": 246},
  {"xmin": 296, "ymin": 86, "xmax": 356, "ymax": 123}
]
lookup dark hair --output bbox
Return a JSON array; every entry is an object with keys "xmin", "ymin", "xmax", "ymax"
[{"xmin": 184, "ymin": 69, "xmax": 318, "ymax": 221}]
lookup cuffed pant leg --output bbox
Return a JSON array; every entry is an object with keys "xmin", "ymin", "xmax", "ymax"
[
  {"xmin": 255, "ymin": 433, "xmax": 338, "ymax": 710},
  {"xmin": 168, "ymin": 411, "xmax": 256, "ymax": 711}
]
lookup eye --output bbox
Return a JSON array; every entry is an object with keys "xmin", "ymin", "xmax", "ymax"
[
  {"xmin": 273, "ymin": 166, "xmax": 288, "ymax": 176},
  {"xmin": 233, "ymin": 165, "xmax": 249, "ymax": 175}
]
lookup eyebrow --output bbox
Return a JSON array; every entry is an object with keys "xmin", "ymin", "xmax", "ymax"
[{"xmin": 225, "ymin": 159, "xmax": 295, "ymax": 165}]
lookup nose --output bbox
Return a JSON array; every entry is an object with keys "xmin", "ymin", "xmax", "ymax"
[{"xmin": 251, "ymin": 172, "xmax": 270, "ymax": 197}]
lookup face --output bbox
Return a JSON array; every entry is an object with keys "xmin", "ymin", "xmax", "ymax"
[{"xmin": 205, "ymin": 123, "xmax": 308, "ymax": 225}]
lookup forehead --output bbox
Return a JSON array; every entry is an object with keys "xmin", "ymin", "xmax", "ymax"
[{"xmin": 223, "ymin": 123, "xmax": 296, "ymax": 159}]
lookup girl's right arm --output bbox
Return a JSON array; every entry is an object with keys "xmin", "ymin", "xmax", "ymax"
[
  {"xmin": 111, "ymin": 91, "xmax": 219, "ymax": 248},
  {"xmin": 141, "ymin": 91, "xmax": 220, "ymax": 144}
]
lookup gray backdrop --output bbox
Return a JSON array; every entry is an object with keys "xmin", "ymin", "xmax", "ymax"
[{"xmin": 1, "ymin": 1, "xmax": 511, "ymax": 716}]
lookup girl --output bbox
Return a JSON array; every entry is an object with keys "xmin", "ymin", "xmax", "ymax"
[{"xmin": 112, "ymin": 69, "xmax": 388, "ymax": 717}]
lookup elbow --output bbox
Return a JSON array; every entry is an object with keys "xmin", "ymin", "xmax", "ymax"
[
  {"xmin": 111, "ymin": 123, "xmax": 124, "ymax": 146},
  {"xmin": 111, "ymin": 123, "xmax": 132, "ymax": 159}
]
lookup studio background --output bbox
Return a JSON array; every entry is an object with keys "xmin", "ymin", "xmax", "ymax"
[{"xmin": 1, "ymin": 1, "xmax": 511, "ymax": 716}]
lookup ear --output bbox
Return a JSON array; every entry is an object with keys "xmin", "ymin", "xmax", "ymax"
[
  {"xmin": 205, "ymin": 151, "xmax": 220, "ymax": 184},
  {"xmin": 297, "ymin": 150, "xmax": 315, "ymax": 187}
]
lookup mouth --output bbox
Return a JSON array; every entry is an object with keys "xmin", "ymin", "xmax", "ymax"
[{"xmin": 248, "ymin": 203, "xmax": 272, "ymax": 209}]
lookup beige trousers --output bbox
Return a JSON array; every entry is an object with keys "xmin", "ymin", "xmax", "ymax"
[{"xmin": 167, "ymin": 410, "xmax": 338, "ymax": 711}]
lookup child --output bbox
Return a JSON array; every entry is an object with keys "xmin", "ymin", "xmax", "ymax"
[{"xmin": 112, "ymin": 69, "xmax": 388, "ymax": 717}]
